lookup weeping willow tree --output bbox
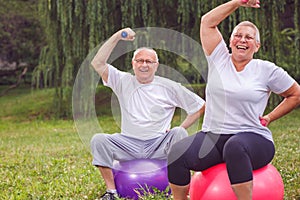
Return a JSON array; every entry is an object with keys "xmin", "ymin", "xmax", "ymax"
[{"xmin": 33, "ymin": 0, "xmax": 300, "ymax": 118}]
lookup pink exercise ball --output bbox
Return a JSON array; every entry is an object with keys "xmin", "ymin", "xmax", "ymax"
[
  {"xmin": 189, "ymin": 163, "xmax": 284, "ymax": 200},
  {"xmin": 112, "ymin": 159, "xmax": 169, "ymax": 200}
]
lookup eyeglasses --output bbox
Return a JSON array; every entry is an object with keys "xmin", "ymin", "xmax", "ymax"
[
  {"xmin": 134, "ymin": 59, "xmax": 157, "ymax": 65},
  {"xmin": 233, "ymin": 34, "xmax": 255, "ymax": 41}
]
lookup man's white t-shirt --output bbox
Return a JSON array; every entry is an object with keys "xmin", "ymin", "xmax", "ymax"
[
  {"xmin": 202, "ymin": 40, "xmax": 295, "ymax": 141},
  {"xmin": 103, "ymin": 65, "xmax": 205, "ymax": 140}
]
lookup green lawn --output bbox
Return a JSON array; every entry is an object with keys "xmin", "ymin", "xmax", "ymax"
[{"xmin": 0, "ymin": 87, "xmax": 299, "ymax": 199}]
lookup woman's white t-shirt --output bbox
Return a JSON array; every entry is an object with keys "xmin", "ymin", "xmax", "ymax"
[{"xmin": 202, "ymin": 40, "xmax": 295, "ymax": 141}]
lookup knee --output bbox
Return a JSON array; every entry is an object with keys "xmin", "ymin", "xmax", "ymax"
[
  {"xmin": 171, "ymin": 126, "xmax": 188, "ymax": 140},
  {"xmin": 90, "ymin": 133, "xmax": 106, "ymax": 147},
  {"xmin": 167, "ymin": 140, "xmax": 192, "ymax": 186}
]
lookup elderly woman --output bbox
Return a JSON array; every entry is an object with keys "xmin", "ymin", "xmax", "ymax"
[{"xmin": 167, "ymin": 0, "xmax": 300, "ymax": 199}]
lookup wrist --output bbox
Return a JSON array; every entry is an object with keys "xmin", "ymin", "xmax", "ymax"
[
  {"xmin": 112, "ymin": 31, "xmax": 123, "ymax": 41},
  {"xmin": 231, "ymin": 0, "xmax": 243, "ymax": 7},
  {"xmin": 265, "ymin": 114, "xmax": 272, "ymax": 123}
]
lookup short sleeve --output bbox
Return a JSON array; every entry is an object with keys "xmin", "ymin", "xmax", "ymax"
[
  {"xmin": 174, "ymin": 83, "xmax": 205, "ymax": 115},
  {"xmin": 206, "ymin": 40, "xmax": 230, "ymax": 69},
  {"xmin": 103, "ymin": 64, "xmax": 129, "ymax": 91},
  {"xmin": 266, "ymin": 63, "xmax": 295, "ymax": 94}
]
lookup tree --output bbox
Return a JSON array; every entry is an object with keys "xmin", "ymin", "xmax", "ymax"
[
  {"xmin": 35, "ymin": 0, "xmax": 300, "ymax": 118},
  {"xmin": 0, "ymin": 0, "xmax": 45, "ymax": 84}
]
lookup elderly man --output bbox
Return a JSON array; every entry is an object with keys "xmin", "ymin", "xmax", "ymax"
[{"xmin": 90, "ymin": 28, "xmax": 205, "ymax": 200}]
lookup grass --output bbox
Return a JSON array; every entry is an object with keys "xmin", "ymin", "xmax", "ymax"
[{"xmin": 0, "ymin": 86, "xmax": 299, "ymax": 199}]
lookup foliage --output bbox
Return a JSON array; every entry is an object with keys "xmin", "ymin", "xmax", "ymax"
[
  {"xmin": 33, "ymin": 0, "xmax": 300, "ymax": 118},
  {"xmin": 0, "ymin": 0, "xmax": 45, "ymax": 69},
  {"xmin": 0, "ymin": 87, "xmax": 299, "ymax": 199}
]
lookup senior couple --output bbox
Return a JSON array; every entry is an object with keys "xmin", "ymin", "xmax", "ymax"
[{"xmin": 90, "ymin": 0, "xmax": 300, "ymax": 199}]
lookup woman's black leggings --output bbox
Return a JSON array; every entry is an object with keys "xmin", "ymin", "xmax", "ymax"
[{"xmin": 167, "ymin": 131, "xmax": 275, "ymax": 185}]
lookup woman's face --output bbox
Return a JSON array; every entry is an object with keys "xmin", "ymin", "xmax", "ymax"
[
  {"xmin": 229, "ymin": 25, "xmax": 260, "ymax": 62},
  {"xmin": 132, "ymin": 49, "xmax": 159, "ymax": 84}
]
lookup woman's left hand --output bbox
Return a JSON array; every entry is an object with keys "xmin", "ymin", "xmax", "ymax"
[{"xmin": 259, "ymin": 115, "xmax": 270, "ymax": 127}]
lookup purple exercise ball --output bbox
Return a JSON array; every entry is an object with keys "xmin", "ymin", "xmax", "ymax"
[{"xmin": 112, "ymin": 159, "xmax": 169, "ymax": 200}]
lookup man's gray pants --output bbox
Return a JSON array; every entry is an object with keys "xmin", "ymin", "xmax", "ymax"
[{"xmin": 91, "ymin": 126, "xmax": 188, "ymax": 167}]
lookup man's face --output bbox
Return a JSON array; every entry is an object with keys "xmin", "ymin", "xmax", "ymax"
[{"xmin": 132, "ymin": 49, "xmax": 159, "ymax": 84}]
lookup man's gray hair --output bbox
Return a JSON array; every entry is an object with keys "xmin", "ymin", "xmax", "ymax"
[{"xmin": 132, "ymin": 47, "xmax": 159, "ymax": 61}]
